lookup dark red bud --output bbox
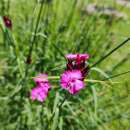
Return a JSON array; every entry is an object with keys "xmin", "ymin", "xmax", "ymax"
[
  {"xmin": 26, "ymin": 55, "xmax": 32, "ymax": 64},
  {"xmin": 3, "ymin": 16, "xmax": 12, "ymax": 29}
]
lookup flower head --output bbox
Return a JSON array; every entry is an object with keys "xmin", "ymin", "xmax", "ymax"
[
  {"xmin": 30, "ymin": 74, "xmax": 51, "ymax": 102},
  {"xmin": 60, "ymin": 70, "xmax": 84, "ymax": 94},
  {"xmin": 31, "ymin": 86, "xmax": 49, "ymax": 102},
  {"xmin": 65, "ymin": 53, "xmax": 90, "ymax": 77},
  {"xmin": 3, "ymin": 16, "xmax": 12, "ymax": 29}
]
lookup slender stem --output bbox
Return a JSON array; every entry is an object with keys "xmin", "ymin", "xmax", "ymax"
[
  {"xmin": 58, "ymin": 93, "xmax": 68, "ymax": 110},
  {"xmin": 7, "ymin": 0, "xmax": 10, "ymax": 14},
  {"xmin": 26, "ymin": 2, "xmax": 44, "ymax": 63},
  {"xmin": 84, "ymin": 79, "xmax": 119, "ymax": 84},
  {"xmin": 102, "ymin": 70, "xmax": 130, "ymax": 81},
  {"xmin": 32, "ymin": 76, "xmax": 60, "ymax": 80},
  {"xmin": 54, "ymin": 94, "xmax": 69, "ymax": 130},
  {"xmin": 25, "ymin": 2, "xmax": 44, "ymax": 77},
  {"xmin": 90, "ymin": 38, "xmax": 130, "ymax": 68},
  {"xmin": 109, "ymin": 53, "xmax": 130, "ymax": 73},
  {"xmin": 19, "ymin": 3, "xmax": 44, "ymax": 128},
  {"xmin": 32, "ymin": 76, "xmax": 120, "ymax": 83},
  {"xmin": 2, "ymin": 0, "xmax": 5, "ymax": 15},
  {"xmin": 45, "ymin": 94, "xmax": 67, "ymax": 129}
]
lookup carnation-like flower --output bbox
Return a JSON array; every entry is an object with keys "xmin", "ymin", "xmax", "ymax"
[
  {"xmin": 60, "ymin": 70, "xmax": 84, "ymax": 94},
  {"xmin": 30, "ymin": 74, "xmax": 51, "ymax": 102},
  {"xmin": 3, "ymin": 16, "xmax": 12, "ymax": 29},
  {"xmin": 65, "ymin": 53, "xmax": 90, "ymax": 77}
]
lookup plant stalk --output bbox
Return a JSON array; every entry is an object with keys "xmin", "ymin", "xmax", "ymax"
[{"xmin": 90, "ymin": 38, "xmax": 130, "ymax": 68}]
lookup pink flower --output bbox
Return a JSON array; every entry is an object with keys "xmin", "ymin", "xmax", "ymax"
[
  {"xmin": 60, "ymin": 70, "xmax": 84, "ymax": 94},
  {"xmin": 3, "ymin": 16, "xmax": 12, "ymax": 29},
  {"xmin": 65, "ymin": 53, "xmax": 90, "ymax": 77},
  {"xmin": 30, "ymin": 74, "xmax": 51, "ymax": 102},
  {"xmin": 65, "ymin": 54, "xmax": 90, "ymax": 60},
  {"xmin": 31, "ymin": 86, "xmax": 48, "ymax": 102},
  {"xmin": 60, "ymin": 53, "xmax": 90, "ymax": 94}
]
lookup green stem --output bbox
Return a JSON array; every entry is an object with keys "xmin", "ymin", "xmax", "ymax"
[
  {"xmin": 47, "ymin": 76, "xmax": 60, "ymax": 80},
  {"xmin": 58, "ymin": 94, "xmax": 68, "ymax": 111},
  {"xmin": 103, "ymin": 70, "xmax": 130, "ymax": 81},
  {"xmin": 7, "ymin": 0, "xmax": 10, "ymax": 14},
  {"xmin": 45, "ymin": 94, "xmax": 67, "ymax": 129},
  {"xmin": 32, "ymin": 76, "xmax": 120, "ymax": 84},
  {"xmin": 26, "ymin": 2, "xmax": 44, "ymax": 64},
  {"xmin": 25, "ymin": 2, "xmax": 44, "ymax": 77},
  {"xmin": 19, "ymin": 3, "xmax": 44, "ymax": 129},
  {"xmin": 90, "ymin": 38, "xmax": 130, "ymax": 68},
  {"xmin": 109, "ymin": 53, "xmax": 130, "ymax": 73}
]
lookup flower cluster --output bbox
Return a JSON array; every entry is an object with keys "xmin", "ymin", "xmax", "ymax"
[
  {"xmin": 60, "ymin": 70, "xmax": 84, "ymax": 94},
  {"xmin": 30, "ymin": 54, "xmax": 90, "ymax": 102},
  {"xmin": 31, "ymin": 74, "xmax": 51, "ymax": 102},
  {"xmin": 60, "ymin": 54, "xmax": 90, "ymax": 94}
]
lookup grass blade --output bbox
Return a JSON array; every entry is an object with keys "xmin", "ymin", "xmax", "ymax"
[
  {"xmin": 90, "ymin": 38, "xmax": 130, "ymax": 68},
  {"xmin": 103, "ymin": 70, "xmax": 130, "ymax": 81}
]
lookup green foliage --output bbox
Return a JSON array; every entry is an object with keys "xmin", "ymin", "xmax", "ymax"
[{"xmin": 0, "ymin": 0, "xmax": 130, "ymax": 130}]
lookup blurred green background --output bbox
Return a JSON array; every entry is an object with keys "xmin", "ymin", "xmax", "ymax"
[{"xmin": 0, "ymin": 0, "xmax": 130, "ymax": 130}]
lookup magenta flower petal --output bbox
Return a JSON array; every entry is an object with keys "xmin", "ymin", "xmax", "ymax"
[
  {"xmin": 65, "ymin": 54, "xmax": 90, "ymax": 60},
  {"xmin": 65, "ymin": 53, "xmax": 90, "ymax": 74},
  {"xmin": 39, "ymin": 82, "xmax": 51, "ymax": 90},
  {"xmin": 78, "ymin": 54, "xmax": 90, "ymax": 60},
  {"xmin": 30, "ymin": 73, "xmax": 51, "ymax": 102},
  {"xmin": 37, "ymin": 91, "xmax": 47, "ymax": 102},
  {"xmin": 60, "ymin": 70, "xmax": 82, "ymax": 87},
  {"xmin": 65, "ymin": 54, "xmax": 77, "ymax": 60},
  {"xmin": 61, "ymin": 53, "xmax": 90, "ymax": 94},
  {"xmin": 60, "ymin": 70, "xmax": 84, "ymax": 94},
  {"xmin": 31, "ymin": 87, "xmax": 48, "ymax": 102},
  {"xmin": 69, "ymin": 80, "xmax": 84, "ymax": 94}
]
